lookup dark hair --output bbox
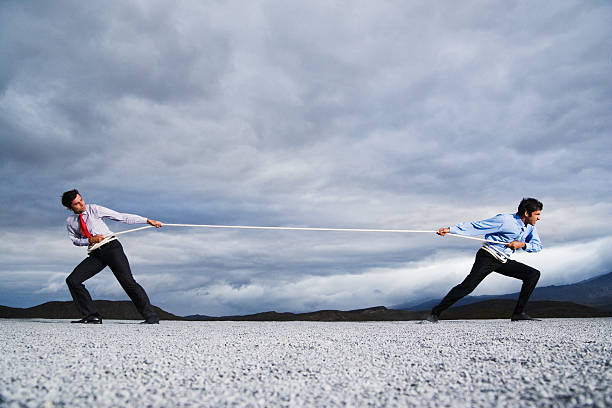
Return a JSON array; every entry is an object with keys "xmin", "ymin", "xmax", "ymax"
[
  {"xmin": 517, "ymin": 197, "xmax": 543, "ymax": 216},
  {"xmin": 61, "ymin": 189, "xmax": 80, "ymax": 209}
]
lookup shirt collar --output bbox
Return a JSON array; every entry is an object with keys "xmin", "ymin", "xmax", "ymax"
[
  {"xmin": 75, "ymin": 205, "xmax": 90, "ymax": 218},
  {"xmin": 513, "ymin": 213, "xmax": 527, "ymax": 228}
]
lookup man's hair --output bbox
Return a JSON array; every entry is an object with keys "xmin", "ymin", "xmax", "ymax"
[
  {"xmin": 517, "ymin": 197, "xmax": 543, "ymax": 216},
  {"xmin": 61, "ymin": 189, "xmax": 80, "ymax": 209}
]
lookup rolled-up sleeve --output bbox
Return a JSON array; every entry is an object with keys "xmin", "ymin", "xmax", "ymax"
[
  {"xmin": 67, "ymin": 223, "xmax": 89, "ymax": 246},
  {"xmin": 524, "ymin": 228, "xmax": 543, "ymax": 253}
]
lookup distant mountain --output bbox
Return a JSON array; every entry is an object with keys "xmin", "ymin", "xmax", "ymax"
[
  {"xmin": 2, "ymin": 290, "xmax": 611, "ymax": 322},
  {"xmin": 439, "ymin": 299, "xmax": 610, "ymax": 320},
  {"xmin": 0, "ymin": 300, "xmax": 183, "ymax": 320},
  {"xmin": 185, "ymin": 306, "xmax": 424, "ymax": 321},
  {"xmin": 397, "ymin": 295, "xmax": 498, "ymax": 312},
  {"xmin": 183, "ymin": 301, "xmax": 611, "ymax": 321},
  {"xmin": 394, "ymin": 271, "xmax": 612, "ymax": 311}
]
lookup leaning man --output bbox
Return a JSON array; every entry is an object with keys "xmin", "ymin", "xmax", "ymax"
[
  {"xmin": 428, "ymin": 198, "xmax": 543, "ymax": 322},
  {"xmin": 62, "ymin": 189, "xmax": 162, "ymax": 324}
]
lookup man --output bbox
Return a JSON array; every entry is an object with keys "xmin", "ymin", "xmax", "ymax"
[
  {"xmin": 427, "ymin": 198, "xmax": 543, "ymax": 323},
  {"xmin": 62, "ymin": 189, "xmax": 163, "ymax": 324}
]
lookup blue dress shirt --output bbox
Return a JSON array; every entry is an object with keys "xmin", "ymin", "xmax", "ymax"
[{"xmin": 449, "ymin": 213, "xmax": 542, "ymax": 260}]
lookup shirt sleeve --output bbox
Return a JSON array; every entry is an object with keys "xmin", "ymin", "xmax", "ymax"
[
  {"xmin": 524, "ymin": 228, "xmax": 543, "ymax": 253},
  {"xmin": 91, "ymin": 204, "xmax": 148, "ymax": 224},
  {"xmin": 66, "ymin": 220, "xmax": 89, "ymax": 246},
  {"xmin": 449, "ymin": 214, "xmax": 505, "ymax": 236}
]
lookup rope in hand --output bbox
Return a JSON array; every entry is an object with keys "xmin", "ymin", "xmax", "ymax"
[{"xmin": 87, "ymin": 223, "xmax": 505, "ymax": 252}]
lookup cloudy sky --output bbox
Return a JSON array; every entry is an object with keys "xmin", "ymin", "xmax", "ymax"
[{"xmin": 1, "ymin": 0, "xmax": 611, "ymax": 316}]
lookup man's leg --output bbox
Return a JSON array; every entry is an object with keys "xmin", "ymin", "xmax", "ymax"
[
  {"xmin": 496, "ymin": 260, "xmax": 540, "ymax": 316},
  {"xmin": 66, "ymin": 256, "xmax": 106, "ymax": 317},
  {"xmin": 101, "ymin": 241, "xmax": 157, "ymax": 321},
  {"xmin": 431, "ymin": 250, "xmax": 502, "ymax": 317}
]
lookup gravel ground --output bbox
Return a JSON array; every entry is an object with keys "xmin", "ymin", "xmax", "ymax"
[{"xmin": 1, "ymin": 318, "xmax": 610, "ymax": 407}]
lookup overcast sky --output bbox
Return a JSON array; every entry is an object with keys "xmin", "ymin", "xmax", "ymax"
[{"xmin": 1, "ymin": 0, "xmax": 611, "ymax": 316}]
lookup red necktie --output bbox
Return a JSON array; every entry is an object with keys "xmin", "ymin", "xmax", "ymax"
[{"xmin": 79, "ymin": 213, "xmax": 93, "ymax": 238}]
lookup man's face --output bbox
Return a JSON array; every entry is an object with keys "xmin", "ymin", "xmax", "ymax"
[
  {"xmin": 524, "ymin": 210, "xmax": 541, "ymax": 226},
  {"xmin": 70, "ymin": 194, "xmax": 86, "ymax": 214}
]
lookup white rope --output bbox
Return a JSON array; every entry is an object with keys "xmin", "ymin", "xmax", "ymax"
[
  {"xmin": 164, "ymin": 224, "xmax": 506, "ymax": 244},
  {"xmin": 88, "ymin": 223, "xmax": 505, "ymax": 252}
]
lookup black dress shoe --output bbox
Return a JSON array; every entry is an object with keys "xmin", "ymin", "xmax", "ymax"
[
  {"xmin": 511, "ymin": 312, "xmax": 540, "ymax": 321},
  {"xmin": 71, "ymin": 313, "xmax": 103, "ymax": 324},
  {"xmin": 426, "ymin": 313, "xmax": 439, "ymax": 323},
  {"xmin": 140, "ymin": 316, "xmax": 159, "ymax": 324}
]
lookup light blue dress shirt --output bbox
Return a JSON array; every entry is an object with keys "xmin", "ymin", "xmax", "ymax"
[
  {"xmin": 449, "ymin": 213, "xmax": 542, "ymax": 260},
  {"xmin": 66, "ymin": 204, "xmax": 148, "ymax": 246}
]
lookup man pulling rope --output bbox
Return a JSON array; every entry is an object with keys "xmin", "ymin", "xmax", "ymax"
[
  {"xmin": 427, "ymin": 198, "xmax": 543, "ymax": 323},
  {"xmin": 62, "ymin": 189, "xmax": 163, "ymax": 324}
]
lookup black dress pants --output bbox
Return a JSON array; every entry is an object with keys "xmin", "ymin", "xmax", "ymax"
[
  {"xmin": 66, "ymin": 240, "xmax": 157, "ymax": 319},
  {"xmin": 432, "ymin": 249, "xmax": 540, "ymax": 317}
]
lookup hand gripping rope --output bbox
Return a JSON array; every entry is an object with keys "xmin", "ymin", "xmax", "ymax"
[{"xmin": 87, "ymin": 223, "xmax": 504, "ymax": 252}]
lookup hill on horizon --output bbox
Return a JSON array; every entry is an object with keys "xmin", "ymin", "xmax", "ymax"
[
  {"xmin": 183, "ymin": 300, "xmax": 610, "ymax": 321},
  {"xmin": 394, "ymin": 271, "xmax": 612, "ymax": 312},
  {"xmin": 439, "ymin": 299, "xmax": 610, "ymax": 320},
  {"xmin": 0, "ymin": 300, "xmax": 183, "ymax": 320},
  {"xmin": 1, "ymin": 299, "xmax": 610, "ymax": 321}
]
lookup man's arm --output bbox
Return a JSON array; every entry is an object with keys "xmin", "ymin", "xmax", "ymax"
[
  {"xmin": 67, "ymin": 223, "xmax": 90, "ymax": 246},
  {"xmin": 523, "ymin": 228, "xmax": 542, "ymax": 252},
  {"xmin": 437, "ymin": 214, "xmax": 505, "ymax": 237},
  {"xmin": 438, "ymin": 215, "xmax": 539, "ymax": 251},
  {"xmin": 93, "ymin": 204, "xmax": 162, "ymax": 228}
]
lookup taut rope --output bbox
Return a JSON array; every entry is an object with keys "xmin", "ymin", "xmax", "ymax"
[{"xmin": 87, "ymin": 223, "xmax": 506, "ymax": 252}]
